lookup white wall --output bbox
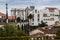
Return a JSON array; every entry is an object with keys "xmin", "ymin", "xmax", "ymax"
[{"xmin": 40, "ymin": 8, "xmax": 60, "ymax": 25}]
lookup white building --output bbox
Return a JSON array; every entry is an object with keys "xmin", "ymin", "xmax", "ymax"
[
  {"xmin": 11, "ymin": 6, "xmax": 60, "ymax": 26},
  {"xmin": 11, "ymin": 8, "xmax": 26, "ymax": 21},
  {"xmin": 29, "ymin": 26, "xmax": 56, "ymax": 40},
  {"xmin": 11, "ymin": 6, "xmax": 35, "ymax": 21},
  {"xmin": 29, "ymin": 9, "xmax": 40, "ymax": 26},
  {"xmin": 41, "ymin": 7, "xmax": 60, "ymax": 25},
  {"xmin": 29, "ymin": 7, "xmax": 60, "ymax": 26}
]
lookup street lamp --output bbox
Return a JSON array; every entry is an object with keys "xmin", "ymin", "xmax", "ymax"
[{"xmin": 6, "ymin": 3, "xmax": 8, "ymax": 23}]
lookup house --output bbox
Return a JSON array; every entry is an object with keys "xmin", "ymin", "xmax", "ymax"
[
  {"xmin": 40, "ymin": 7, "xmax": 60, "ymax": 25},
  {"xmin": 29, "ymin": 26, "xmax": 57, "ymax": 40},
  {"xmin": 29, "ymin": 26, "xmax": 56, "ymax": 36},
  {"xmin": 8, "ymin": 16, "xmax": 15, "ymax": 22},
  {"xmin": 29, "ymin": 9, "xmax": 40, "ymax": 26},
  {"xmin": 0, "ymin": 12, "xmax": 6, "ymax": 22},
  {"xmin": 11, "ymin": 6, "xmax": 60, "ymax": 26},
  {"xmin": 11, "ymin": 8, "xmax": 26, "ymax": 21},
  {"xmin": 29, "ymin": 7, "xmax": 60, "ymax": 26},
  {"xmin": 28, "ymin": 7, "xmax": 60, "ymax": 26},
  {"xmin": 11, "ymin": 6, "xmax": 35, "ymax": 26}
]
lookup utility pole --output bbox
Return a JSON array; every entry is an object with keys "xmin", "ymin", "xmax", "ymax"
[
  {"xmin": 14, "ymin": 8, "xmax": 16, "ymax": 23},
  {"xmin": 6, "ymin": 3, "xmax": 8, "ymax": 23}
]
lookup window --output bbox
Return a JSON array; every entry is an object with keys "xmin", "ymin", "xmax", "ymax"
[
  {"xmin": 35, "ymin": 10, "xmax": 37, "ymax": 13},
  {"xmin": 47, "ymin": 19, "xmax": 49, "ymax": 20},
  {"xmin": 38, "ymin": 14, "xmax": 39, "ymax": 17},
  {"xmin": 43, "ymin": 14, "xmax": 47, "ymax": 17},
  {"xmin": 32, "ymin": 18, "xmax": 34, "ymax": 21},
  {"xmin": 2, "ymin": 16, "xmax": 6, "ymax": 19},
  {"xmin": 44, "ymin": 19, "xmax": 46, "ymax": 20},
  {"xmin": 38, "ymin": 11, "xmax": 39, "ymax": 13},
  {"xmin": 55, "ymin": 15, "xmax": 59, "ymax": 16},
  {"xmin": 38, "ymin": 18, "xmax": 39, "ymax": 21},
  {"xmin": 32, "ymin": 23, "xmax": 34, "ymax": 25},
  {"xmin": 44, "ymin": 19, "xmax": 50, "ymax": 21},
  {"xmin": 50, "ymin": 18, "xmax": 54, "ymax": 21},
  {"xmin": 50, "ymin": 14, "xmax": 54, "ymax": 16},
  {"xmin": 49, "ymin": 10, "xmax": 54, "ymax": 12}
]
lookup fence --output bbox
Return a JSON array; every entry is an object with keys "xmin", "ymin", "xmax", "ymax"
[{"xmin": 0, "ymin": 36, "xmax": 58, "ymax": 40}]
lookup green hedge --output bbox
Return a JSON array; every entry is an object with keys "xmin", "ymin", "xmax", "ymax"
[
  {"xmin": 55, "ymin": 36, "xmax": 60, "ymax": 39},
  {"xmin": 0, "ymin": 36, "xmax": 59, "ymax": 40}
]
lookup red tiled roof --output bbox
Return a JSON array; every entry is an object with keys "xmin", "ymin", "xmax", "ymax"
[
  {"xmin": 45, "ymin": 7, "xmax": 57, "ymax": 10},
  {"xmin": 0, "ymin": 12, "xmax": 5, "ymax": 16},
  {"xmin": 30, "ymin": 26, "xmax": 57, "ymax": 36},
  {"xmin": 38, "ymin": 27, "xmax": 56, "ymax": 34},
  {"xmin": 8, "ymin": 16, "xmax": 15, "ymax": 19}
]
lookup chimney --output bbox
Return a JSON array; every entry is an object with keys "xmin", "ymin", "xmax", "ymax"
[{"xmin": 30, "ymin": 6, "xmax": 35, "ymax": 11}]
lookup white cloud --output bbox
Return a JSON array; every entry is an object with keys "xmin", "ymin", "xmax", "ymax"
[
  {"xmin": 0, "ymin": 0, "xmax": 60, "ymax": 16},
  {"xmin": 0, "ymin": 5, "xmax": 60, "ymax": 16},
  {"xmin": 42, "ymin": 0, "xmax": 52, "ymax": 1},
  {"xmin": 0, "ymin": 5, "xmax": 6, "ymax": 13},
  {"xmin": 0, "ymin": 0, "xmax": 6, "ymax": 2}
]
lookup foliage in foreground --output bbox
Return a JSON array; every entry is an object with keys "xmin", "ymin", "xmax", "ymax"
[
  {"xmin": 0, "ymin": 23, "xmax": 26, "ymax": 37},
  {"xmin": 38, "ymin": 20, "xmax": 48, "ymax": 27},
  {"xmin": 55, "ymin": 27, "xmax": 60, "ymax": 39}
]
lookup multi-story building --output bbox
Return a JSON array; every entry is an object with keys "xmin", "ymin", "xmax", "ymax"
[
  {"xmin": 11, "ymin": 6, "xmax": 35, "ymax": 22},
  {"xmin": 25, "ymin": 6, "xmax": 35, "ymax": 20},
  {"xmin": 29, "ymin": 7, "xmax": 60, "ymax": 26},
  {"xmin": 11, "ymin": 6, "xmax": 60, "ymax": 26},
  {"xmin": 8, "ymin": 16, "xmax": 15, "ymax": 22},
  {"xmin": 29, "ymin": 9, "xmax": 40, "ymax": 26},
  {"xmin": 0, "ymin": 12, "xmax": 6, "ymax": 22},
  {"xmin": 11, "ymin": 8, "xmax": 26, "ymax": 20},
  {"xmin": 41, "ymin": 7, "xmax": 60, "ymax": 25}
]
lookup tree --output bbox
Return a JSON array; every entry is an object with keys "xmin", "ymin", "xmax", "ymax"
[
  {"xmin": 4, "ymin": 23, "xmax": 16, "ymax": 36},
  {"xmin": 56, "ymin": 28, "xmax": 60, "ymax": 36},
  {"xmin": 39, "ymin": 20, "xmax": 48, "ymax": 27},
  {"xmin": 16, "ymin": 17, "xmax": 21, "ymax": 22},
  {"xmin": 0, "ymin": 23, "xmax": 26, "ymax": 37},
  {"xmin": 54, "ymin": 21, "xmax": 60, "ymax": 26},
  {"xmin": 27, "ymin": 14, "xmax": 33, "ymax": 26},
  {"xmin": 55, "ymin": 28, "xmax": 60, "ymax": 39},
  {"xmin": 0, "ymin": 28, "xmax": 5, "ymax": 37},
  {"xmin": 27, "ymin": 14, "xmax": 33, "ymax": 19},
  {"xmin": 27, "ymin": 14, "xmax": 33, "ymax": 35}
]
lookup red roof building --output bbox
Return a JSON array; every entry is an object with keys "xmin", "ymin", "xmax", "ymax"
[
  {"xmin": 45, "ymin": 7, "xmax": 57, "ymax": 10},
  {"xmin": 0, "ymin": 12, "xmax": 6, "ymax": 19},
  {"xmin": 0, "ymin": 12, "xmax": 5, "ymax": 16},
  {"xmin": 8, "ymin": 16, "xmax": 15, "ymax": 19}
]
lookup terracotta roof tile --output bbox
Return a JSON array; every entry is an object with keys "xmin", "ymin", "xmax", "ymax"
[
  {"xmin": 0, "ymin": 12, "xmax": 5, "ymax": 16},
  {"xmin": 38, "ymin": 27, "xmax": 56, "ymax": 34},
  {"xmin": 30, "ymin": 26, "xmax": 57, "ymax": 36},
  {"xmin": 8, "ymin": 16, "xmax": 15, "ymax": 19},
  {"xmin": 45, "ymin": 7, "xmax": 57, "ymax": 10}
]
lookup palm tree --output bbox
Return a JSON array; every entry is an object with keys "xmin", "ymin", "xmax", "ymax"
[
  {"xmin": 16, "ymin": 17, "xmax": 21, "ymax": 22},
  {"xmin": 27, "ymin": 14, "xmax": 33, "ymax": 26},
  {"xmin": 16, "ymin": 17, "xmax": 22, "ymax": 30},
  {"xmin": 27, "ymin": 14, "xmax": 33, "ymax": 35},
  {"xmin": 38, "ymin": 20, "xmax": 48, "ymax": 27},
  {"xmin": 27, "ymin": 14, "xmax": 33, "ymax": 19}
]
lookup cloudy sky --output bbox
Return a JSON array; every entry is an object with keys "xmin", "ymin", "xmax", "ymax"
[{"xmin": 0, "ymin": 0, "xmax": 60, "ymax": 15}]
